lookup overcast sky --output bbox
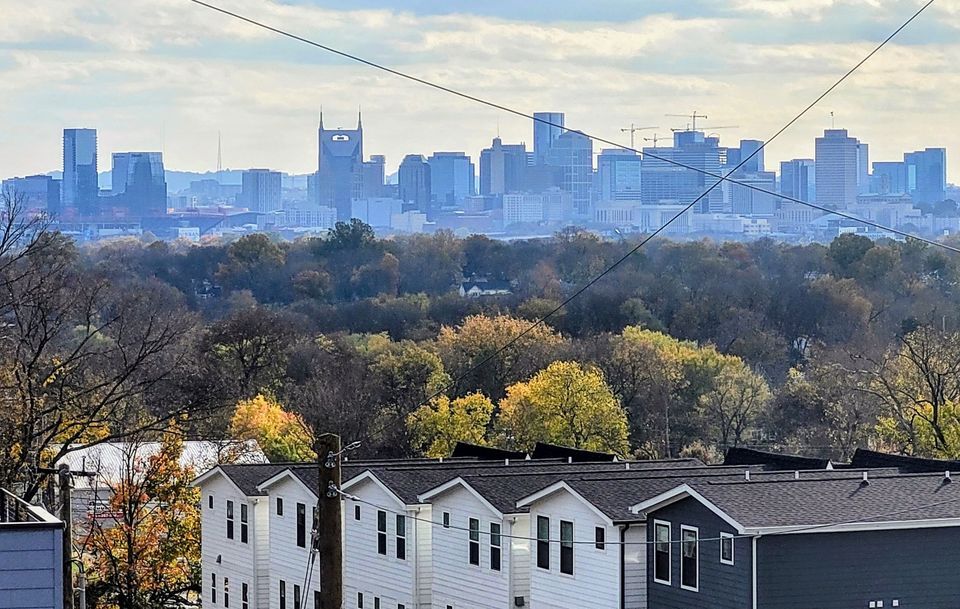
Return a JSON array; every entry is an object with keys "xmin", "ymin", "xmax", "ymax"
[{"xmin": 1, "ymin": 0, "xmax": 957, "ymax": 179}]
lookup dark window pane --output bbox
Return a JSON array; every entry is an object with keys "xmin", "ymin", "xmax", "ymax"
[
  {"xmin": 681, "ymin": 528, "xmax": 698, "ymax": 589},
  {"xmin": 560, "ymin": 521, "xmax": 574, "ymax": 575},
  {"xmin": 536, "ymin": 516, "xmax": 550, "ymax": 570},
  {"xmin": 277, "ymin": 497, "xmax": 283, "ymax": 516},
  {"xmin": 654, "ymin": 522, "xmax": 670, "ymax": 583},
  {"xmin": 595, "ymin": 526, "xmax": 605, "ymax": 550},
  {"xmin": 297, "ymin": 503, "xmax": 306, "ymax": 548}
]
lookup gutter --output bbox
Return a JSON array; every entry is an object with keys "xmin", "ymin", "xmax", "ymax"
[
  {"xmin": 752, "ymin": 536, "xmax": 758, "ymax": 609},
  {"xmin": 620, "ymin": 524, "xmax": 628, "ymax": 609}
]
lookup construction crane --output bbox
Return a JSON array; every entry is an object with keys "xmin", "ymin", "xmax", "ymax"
[
  {"xmin": 643, "ymin": 134, "xmax": 666, "ymax": 148},
  {"xmin": 665, "ymin": 111, "xmax": 707, "ymax": 132},
  {"xmin": 620, "ymin": 124, "xmax": 658, "ymax": 150}
]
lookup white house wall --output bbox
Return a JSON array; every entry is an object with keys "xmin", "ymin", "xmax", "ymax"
[
  {"xmin": 622, "ymin": 523, "xmax": 647, "ymax": 609},
  {"xmin": 265, "ymin": 477, "xmax": 320, "ymax": 609},
  {"xmin": 415, "ymin": 505, "xmax": 433, "ymax": 608},
  {"xmin": 200, "ymin": 475, "xmax": 257, "ymax": 609}
]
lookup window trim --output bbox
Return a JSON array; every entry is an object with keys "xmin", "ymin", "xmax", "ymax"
[
  {"xmin": 226, "ymin": 500, "xmax": 234, "ymax": 540},
  {"xmin": 653, "ymin": 520, "xmax": 671, "ymax": 586},
  {"xmin": 468, "ymin": 518, "xmax": 480, "ymax": 566},
  {"xmin": 242, "ymin": 583, "xmax": 249, "ymax": 609},
  {"xmin": 279, "ymin": 580, "xmax": 287, "ymax": 609},
  {"xmin": 490, "ymin": 522, "xmax": 502, "ymax": 572},
  {"xmin": 208, "ymin": 494, "xmax": 214, "ymax": 509},
  {"xmin": 276, "ymin": 497, "xmax": 284, "ymax": 517},
  {"xmin": 294, "ymin": 584, "xmax": 301, "ymax": 609},
  {"xmin": 211, "ymin": 573, "xmax": 217, "ymax": 604},
  {"xmin": 354, "ymin": 504, "xmax": 361, "ymax": 521},
  {"xmin": 536, "ymin": 515, "xmax": 550, "ymax": 570},
  {"xmin": 559, "ymin": 520, "xmax": 574, "ymax": 576},
  {"xmin": 680, "ymin": 524, "xmax": 699, "ymax": 593},
  {"xmin": 719, "ymin": 532, "xmax": 735, "ymax": 566},
  {"xmin": 296, "ymin": 503, "xmax": 307, "ymax": 548},
  {"xmin": 377, "ymin": 510, "xmax": 388, "ymax": 556},
  {"xmin": 396, "ymin": 514, "xmax": 407, "ymax": 560},
  {"xmin": 240, "ymin": 503, "xmax": 248, "ymax": 544},
  {"xmin": 595, "ymin": 526, "xmax": 606, "ymax": 551},
  {"xmin": 442, "ymin": 511, "xmax": 450, "ymax": 528},
  {"xmin": 224, "ymin": 577, "xmax": 230, "ymax": 608}
]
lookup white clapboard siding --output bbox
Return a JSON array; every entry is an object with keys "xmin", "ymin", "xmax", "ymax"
[
  {"xmin": 265, "ymin": 476, "xmax": 320, "ymax": 609},
  {"xmin": 415, "ymin": 505, "xmax": 433, "ymax": 608},
  {"xmin": 622, "ymin": 523, "xmax": 647, "ymax": 609},
  {"xmin": 509, "ymin": 514, "xmax": 531, "ymax": 606},
  {"xmin": 527, "ymin": 490, "xmax": 621, "ymax": 609},
  {"xmin": 200, "ymin": 475, "xmax": 257, "ymax": 609},
  {"xmin": 254, "ymin": 496, "xmax": 271, "ymax": 609}
]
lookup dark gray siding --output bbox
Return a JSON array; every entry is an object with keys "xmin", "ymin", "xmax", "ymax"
[
  {"xmin": 758, "ymin": 526, "xmax": 960, "ymax": 609},
  {"xmin": 646, "ymin": 497, "xmax": 752, "ymax": 609},
  {"xmin": 0, "ymin": 527, "xmax": 64, "ymax": 609}
]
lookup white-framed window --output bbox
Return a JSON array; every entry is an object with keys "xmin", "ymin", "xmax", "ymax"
[
  {"xmin": 559, "ymin": 520, "xmax": 574, "ymax": 576},
  {"xmin": 224, "ymin": 577, "xmax": 230, "ymax": 608},
  {"xmin": 242, "ymin": 583, "xmax": 249, "ymax": 609},
  {"xmin": 280, "ymin": 581, "xmax": 287, "ymax": 609},
  {"xmin": 276, "ymin": 497, "xmax": 284, "ymax": 516},
  {"xmin": 208, "ymin": 494, "xmax": 214, "ymax": 509},
  {"xmin": 595, "ymin": 526, "xmax": 605, "ymax": 550},
  {"xmin": 377, "ymin": 510, "xmax": 388, "ymax": 555},
  {"xmin": 226, "ymin": 500, "xmax": 234, "ymax": 540},
  {"xmin": 680, "ymin": 525, "xmax": 699, "ymax": 592},
  {"xmin": 396, "ymin": 514, "xmax": 407, "ymax": 560},
  {"xmin": 653, "ymin": 520, "xmax": 671, "ymax": 585},
  {"xmin": 240, "ymin": 504, "xmax": 248, "ymax": 544},
  {"xmin": 294, "ymin": 584, "xmax": 301, "ymax": 609},
  {"xmin": 468, "ymin": 518, "xmax": 480, "ymax": 566},
  {"xmin": 490, "ymin": 522, "xmax": 502, "ymax": 571},
  {"xmin": 211, "ymin": 573, "xmax": 217, "ymax": 604},
  {"xmin": 355, "ymin": 504, "xmax": 361, "ymax": 520},
  {"xmin": 536, "ymin": 516, "xmax": 550, "ymax": 570},
  {"xmin": 442, "ymin": 511, "xmax": 450, "ymax": 528},
  {"xmin": 719, "ymin": 532, "xmax": 735, "ymax": 565},
  {"xmin": 296, "ymin": 503, "xmax": 306, "ymax": 548}
]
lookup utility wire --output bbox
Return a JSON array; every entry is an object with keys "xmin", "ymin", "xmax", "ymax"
[{"xmin": 189, "ymin": 0, "xmax": 943, "ymax": 423}]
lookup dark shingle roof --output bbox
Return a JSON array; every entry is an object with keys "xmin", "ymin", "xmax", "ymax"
[
  {"xmin": 531, "ymin": 443, "xmax": 618, "ymax": 462},
  {"xmin": 849, "ymin": 448, "xmax": 960, "ymax": 473},
  {"xmin": 724, "ymin": 447, "xmax": 832, "ymax": 471},
  {"xmin": 451, "ymin": 443, "xmax": 527, "ymax": 460},
  {"xmin": 218, "ymin": 463, "xmax": 293, "ymax": 496}
]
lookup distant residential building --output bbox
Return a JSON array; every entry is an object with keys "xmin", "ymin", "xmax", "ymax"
[
  {"xmin": 428, "ymin": 152, "xmax": 475, "ymax": 207},
  {"xmin": 361, "ymin": 155, "xmax": 386, "ymax": 199},
  {"xmin": 533, "ymin": 111, "xmax": 565, "ymax": 165},
  {"xmin": 63, "ymin": 128, "xmax": 99, "ymax": 216},
  {"xmin": 398, "ymin": 155, "xmax": 433, "ymax": 218},
  {"xmin": 317, "ymin": 113, "xmax": 363, "ymax": 221},
  {"xmin": 479, "ymin": 138, "xmax": 528, "ymax": 196},
  {"xmin": 240, "ymin": 169, "xmax": 282, "ymax": 213},
  {"xmin": 815, "ymin": 129, "xmax": 860, "ymax": 209},
  {"xmin": 597, "ymin": 149, "xmax": 642, "ymax": 202},
  {"xmin": 111, "ymin": 152, "xmax": 167, "ymax": 216},
  {"xmin": 642, "ymin": 131, "xmax": 724, "ymax": 212},
  {"xmin": 1, "ymin": 175, "xmax": 60, "ymax": 212},
  {"xmin": 459, "ymin": 278, "xmax": 512, "ymax": 298},
  {"xmin": 545, "ymin": 130, "xmax": 593, "ymax": 217},
  {"xmin": 780, "ymin": 159, "xmax": 816, "ymax": 202},
  {"xmin": 905, "ymin": 148, "xmax": 947, "ymax": 204}
]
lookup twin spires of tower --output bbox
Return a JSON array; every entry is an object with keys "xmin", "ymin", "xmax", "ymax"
[{"xmin": 318, "ymin": 107, "xmax": 362, "ymax": 131}]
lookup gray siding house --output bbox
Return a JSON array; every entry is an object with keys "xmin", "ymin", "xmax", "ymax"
[{"xmin": 0, "ymin": 489, "xmax": 64, "ymax": 609}]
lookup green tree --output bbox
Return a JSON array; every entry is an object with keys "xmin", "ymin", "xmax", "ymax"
[
  {"xmin": 497, "ymin": 361, "xmax": 629, "ymax": 454},
  {"xmin": 697, "ymin": 359, "xmax": 772, "ymax": 450},
  {"xmin": 408, "ymin": 393, "xmax": 495, "ymax": 458}
]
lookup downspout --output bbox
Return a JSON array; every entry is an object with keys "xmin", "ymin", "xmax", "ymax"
[
  {"xmin": 620, "ymin": 524, "xmax": 629, "ymax": 609},
  {"xmin": 752, "ymin": 536, "xmax": 759, "ymax": 609}
]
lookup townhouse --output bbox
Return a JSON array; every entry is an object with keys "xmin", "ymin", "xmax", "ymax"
[{"xmin": 194, "ymin": 447, "xmax": 960, "ymax": 609}]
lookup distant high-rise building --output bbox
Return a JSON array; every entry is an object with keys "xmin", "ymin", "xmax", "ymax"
[
  {"xmin": 111, "ymin": 152, "xmax": 167, "ymax": 216},
  {"xmin": 641, "ymin": 130, "xmax": 724, "ymax": 212},
  {"xmin": 479, "ymin": 138, "xmax": 528, "ymax": 196},
  {"xmin": 780, "ymin": 159, "xmax": 816, "ymax": 202},
  {"xmin": 857, "ymin": 143, "xmax": 870, "ymax": 195},
  {"xmin": 318, "ymin": 113, "xmax": 363, "ymax": 221},
  {"xmin": 427, "ymin": 152, "xmax": 475, "ymax": 207},
  {"xmin": 728, "ymin": 171, "xmax": 777, "ymax": 215},
  {"xmin": 815, "ymin": 129, "xmax": 860, "ymax": 209},
  {"xmin": 545, "ymin": 130, "xmax": 593, "ymax": 217},
  {"xmin": 533, "ymin": 112, "xmax": 565, "ymax": 165},
  {"xmin": 241, "ymin": 169, "xmax": 282, "ymax": 213},
  {"xmin": 398, "ymin": 155, "xmax": 433, "ymax": 218},
  {"xmin": 1, "ymin": 175, "xmax": 60, "ymax": 213},
  {"xmin": 737, "ymin": 139, "xmax": 764, "ymax": 174},
  {"xmin": 63, "ymin": 128, "xmax": 99, "ymax": 216},
  {"xmin": 871, "ymin": 161, "xmax": 907, "ymax": 195},
  {"xmin": 905, "ymin": 148, "xmax": 947, "ymax": 204},
  {"xmin": 597, "ymin": 149, "xmax": 641, "ymax": 202},
  {"xmin": 361, "ymin": 155, "xmax": 386, "ymax": 199}
]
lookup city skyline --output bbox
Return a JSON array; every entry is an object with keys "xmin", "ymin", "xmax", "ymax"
[{"xmin": 2, "ymin": 1, "xmax": 960, "ymax": 180}]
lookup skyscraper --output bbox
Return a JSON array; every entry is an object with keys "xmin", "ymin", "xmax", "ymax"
[
  {"xmin": 533, "ymin": 112, "xmax": 565, "ymax": 166},
  {"xmin": 780, "ymin": 159, "xmax": 816, "ymax": 202},
  {"xmin": 1, "ymin": 175, "xmax": 60, "ymax": 213},
  {"xmin": 871, "ymin": 161, "xmax": 907, "ymax": 195},
  {"xmin": 398, "ymin": 155, "xmax": 433, "ymax": 218},
  {"xmin": 479, "ymin": 138, "xmax": 529, "ymax": 196},
  {"xmin": 318, "ymin": 113, "xmax": 363, "ymax": 221},
  {"xmin": 241, "ymin": 169, "xmax": 282, "ymax": 213},
  {"xmin": 545, "ymin": 130, "xmax": 593, "ymax": 217},
  {"xmin": 857, "ymin": 142, "xmax": 870, "ymax": 195},
  {"xmin": 737, "ymin": 139, "xmax": 765, "ymax": 174},
  {"xmin": 111, "ymin": 152, "xmax": 167, "ymax": 216},
  {"xmin": 641, "ymin": 130, "xmax": 724, "ymax": 212},
  {"xmin": 597, "ymin": 149, "xmax": 641, "ymax": 202},
  {"xmin": 63, "ymin": 128, "xmax": 99, "ymax": 216},
  {"xmin": 427, "ymin": 152, "xmax": 475, "ymax": 207},
  {"xmin": 815, "ymin": 129, "xmax": 860, "ymax": 209},
  {"xmin": 904, "ymin": 148, "xmax": 947, "ymax": 204},
  {"xmin": 361, "ymin": 155, "xmax": 386, "ymax": 199}
]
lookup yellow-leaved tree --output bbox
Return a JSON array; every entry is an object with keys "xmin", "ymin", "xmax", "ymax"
[
  {"xmin": 407, "ymin": 393, "xmax": 495, "ymax": 458},
  {"xmin": 229, "ymin": 394, "xmax": 316, "ymax": 462},
  {"xmin": 497, "ymin": 361, "xmax": 629, "ymax": 455}
]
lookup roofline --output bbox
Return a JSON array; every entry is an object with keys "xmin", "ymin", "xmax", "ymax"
[
  {"xmin": 192, "ymin": 466, "xmax": 252, "ymax": 498},
  {"xmin": 749, "ymin": 517, "xmax": 960, "ymax": 536},
  {"xmin": 629, "ymin": 484, "xmax": 747, "ymax": 534},
  {"xmin": 417, "ymin": 477, "xmax": 503, "ymax": 518},
  {"xmin": 516, "ymin": 480, "xmax": 615, "ymax": 526},
  {"xmin": 340, "ymin": 470, "xmax": 406, "ymax": 508},
  {"xmin": 256, "ymin": 468, "xmax": 318, "ymax": 499}
]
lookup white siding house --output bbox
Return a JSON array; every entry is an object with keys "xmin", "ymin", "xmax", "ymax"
[{"xmin": 517, "ymin": 482, "xmax": 622, "ymax": 609}]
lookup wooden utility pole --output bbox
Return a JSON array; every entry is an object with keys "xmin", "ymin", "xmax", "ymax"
[
  {"xmin": 316, "ymin": 434, "xmax": 343, "ymax": 609},
  {"xmin": 58, "ymin": 464, "xmax": 74, "ymax": 609}
]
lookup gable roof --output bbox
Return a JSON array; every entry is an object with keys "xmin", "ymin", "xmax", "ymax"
[{"xmin": 417, "ymin": 477, "xmax": 504, "ymax": 517}]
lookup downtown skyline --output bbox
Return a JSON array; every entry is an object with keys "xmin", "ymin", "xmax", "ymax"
[{"xmin": 2, "ymin": 0, "xmax": 959, "ymax": 180}]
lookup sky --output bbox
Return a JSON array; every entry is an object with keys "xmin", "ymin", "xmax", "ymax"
[{"xmin": 1, "ymin": 0, "xmax": 958, "ymax": 180}]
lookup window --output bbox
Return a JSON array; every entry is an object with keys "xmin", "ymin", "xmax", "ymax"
[
  {"xmin": 720, "ymin": 532, "xmax": 735, "ymax": 565},
  {"xmin": 374, "ymin": 599, "xmax": 380, "ymax": 609},
  {"xmin": 357, "ymin": 592, "xmax": 364, "ymax": 608},
  {"xmin": 242, "ymin": 583, "xmax": 249, "ymax": 609},
  {"xmin": 442, "ymin": 511, "xmax": 450, "ymax": 528},
  {"xmin": 560, "ymin": 520, "xmax": 574, "ymax": 575},
  {"xmin": 280, "ymin": 581, "xmax": 286, "ymax": 609},
  {"xmin": 355, "ymin": 505, "xmax": 361, "ymax": 520},
  {"xmin": 396, "ymin": 515, "xmax": 407, "ymax": 560},
  {"xmin": 277, "ymin": 497, "xmax": 284, "ymax": 516},
  {"xmin": 224, "ymin": 577, "xmax": 229, "ymax": 608},
  {"xmin": 654, "ymin": 521, "xmax": 671, "ymax": 585},
  {"xmin": 240, "ymin": 504, "xmax": 249, "ymax": 544},
  {"xmin": 377, "ymin": 510, "xmax": 388, "ymax": 555},
  {"xmin": 595, "ymin": 526, "xmax": 606, "ymax": 550},
  {"xmin": 294, "ymin": 585, "xmax": 301, "ymax": 609},
  {"xmin": 490, "ymin": 523, "xmax": 502, "ymax": 571},
  {"xmin": 208, "ymin": 495, "xmax": 214, "ymax": 509},
  {"xmin": 226, "ymin": 500, "xmax": 234, "ymax": 540},
  {"xmin": 211, "ymin": 574, "xmax": 217, "ymax": 604},
  {"xmin": 297, "ymin": 503, "xmax": 306, "ymax": 548},
  {"xmin": 314, "ymin": 591, "xmax": 321, "ymax": 609},
  {"xmin": 536, "ymin": 516, "xmax": 550, "ymax": 570},
  {"xmin": 680, "ymin": 526, "xmax": 699, "ymax": 592},
  {"xmin": 398, "ymin": 605, "xmax": 405, "ymax": 609},
  {"xmin": 468, "ymin": 518, "xmax": 480, "ymax": 565}
]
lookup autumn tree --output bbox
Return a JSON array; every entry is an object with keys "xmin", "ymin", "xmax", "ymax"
[
  {"xmin": 698, "ymin": 359, "xmax": 772, "ymax": 450},
  {"xmin": 497, "ymin": 361, "xmax": 629, "ymax": 455},
  {"xmin": 408, "ymin": 393, "xmax": 495, "ymax": 458},
  {"xmin": 85, "ymin": 429, "xmax": 201, "ymax": 609},
  {"xmin": 229, "ymin": 394, "xmax": 315, "ymax": 462}
]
